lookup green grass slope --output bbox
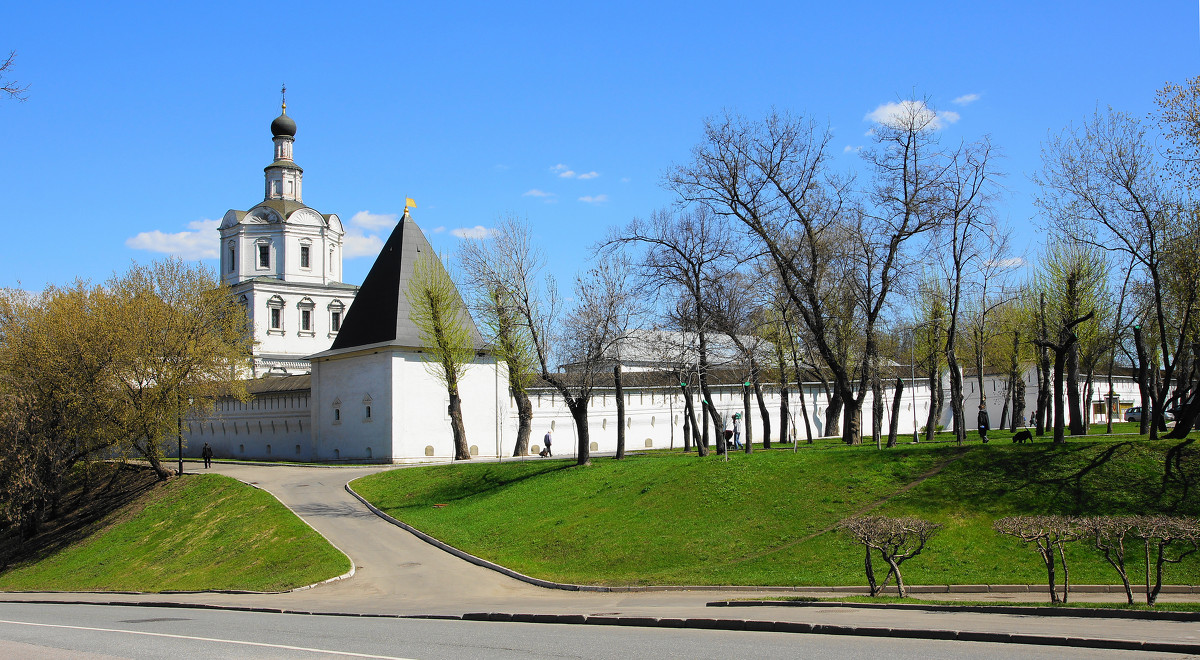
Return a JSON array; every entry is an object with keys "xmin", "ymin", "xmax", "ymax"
[
  {"xmin": 352, "ymin": 435, "xmax": 1200, "ymax": 587},
  {"xmin": 0, "ymin": 473, "xmax": 351, "ymax": 592}
]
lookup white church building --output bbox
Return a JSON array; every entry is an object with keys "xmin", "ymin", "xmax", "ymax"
[
  {"xmin": 218, "ymin": 100, "xmax": 357, "ymax": 376},
  {"xmin": 182, "ymin": 106, "xmax": 1149, "ymax": 464}
]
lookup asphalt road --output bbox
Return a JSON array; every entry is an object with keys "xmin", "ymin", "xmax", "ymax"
[{"xmin": 0, "ymin": 602, "xmax": 1187, "ymax": 660}]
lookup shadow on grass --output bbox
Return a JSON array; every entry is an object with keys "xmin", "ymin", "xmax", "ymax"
[
  {"xmin": 0, "ymin": 463, "xmax": 161, "ymax": 571},
  {"xmin": 894, "ymin": 439, "xmax": 1200, "ymax": 518},
  {"xmin": 358, "ymin": 460, "xmax": 577, "ymax": 512}
]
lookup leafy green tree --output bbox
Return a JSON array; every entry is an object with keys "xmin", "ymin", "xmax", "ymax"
[
  {"xmin": 407, "ymin": 253, "xmax": 476, "ymax": 461},
  {"xmin": 0, "ymin": 260, "xmax": 251, "ymax": 535}
]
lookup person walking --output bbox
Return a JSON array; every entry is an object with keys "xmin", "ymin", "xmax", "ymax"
[
  {"xmin": 542, "ymin": 430, "xmax": 553, "ymax": 457},
  {"xmin": 731, "ymin": 413, "xmax": 743, "ymax": 450},
  {"xmin": 201, "ymin": 442, "xmax": 213, "ymax": 469},
  {"xmin": 977, "ymin": 405, "xmax": 991, "ymax": 444}
]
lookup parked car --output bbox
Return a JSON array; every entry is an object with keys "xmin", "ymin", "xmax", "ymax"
[{"xmin": 1124, "ymin": 406, "xmax": 1175, "ymax": 422}]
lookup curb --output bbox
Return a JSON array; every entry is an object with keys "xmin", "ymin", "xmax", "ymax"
[
  {"xmin": 343, "ymin": 482, "xmax": 603, "ymax": 592},
  {"xmin": 710, "ymin": 600, "xmax": 1200, "ymax": 622},
  {"xmin": 231, "ymin": 475, "xmax": 355, "ymax": 595},
  {"xmin": 454, "ymin": 612, "xmax": 1200, "ymax": 654}
]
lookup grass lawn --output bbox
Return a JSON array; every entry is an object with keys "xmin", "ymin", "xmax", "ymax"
[
  {"xmin": 0, "ymin": 473, "xmax": 351, "ymax": 592},
  {"xmin": 352, "ymin": 428, "xmax": 1200, "ymax": 588},
  {"xmin": 774, "ymin": 595, "xmax": 1200, "ymax": 613}
]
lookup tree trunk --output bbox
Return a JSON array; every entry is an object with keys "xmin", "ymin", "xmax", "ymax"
[
  {"xmin": 1067, "ymin": 343, "xmax": 1085, "ymax": 435},
  {"xmin": 1036, "ymin": 354, "xmax": 1052, "ymax": 436},
  {"xmin": 947, "ymin": 353, "xmax": 966, "ymax": 445},
  {"xmin": 753, "ymin": 364, "xmax": 770, "ymax": 449},
  {"xmin": 842, "ymin": 397, "xmax": 863, "ymax": 446},
  {"xmin": 681, "ymin": 384, "xmax": 705, "ymax": 457},
  {"xmin": 1134, "ymin": 325, "xmax": 1151, "ymax": 436},
  {"xmin": 448, "ymin": 391, "xmax": 471, "ymax": 460},
  {"xmin": 825, "ymin": 390, "xmax": 843, "ymax": 438},
  {"xmin": 568, "ymin": 398, "xmax": 591, "ymax": 466},
  {"xmin": 614, "ymin": 363, "xmax": 626, "ymax": 460},
  {"xmin": 743, "ymin": 383, "xmax": 753, "ymax": 454},
  {"xmin": 871, "ymin": 357, "xmax": 884, "ymax": 449},
  {"xmin": 511, "ymin": 385, "xmax": 533, "ymax": 456},
  {"xmin": 887, "ymin": 377, "xmax": 904, "ymax": 448},
  {"xmin": 1010, "ymin": 330, "xmax": 1025, "ymax": 431},
  {"xmin": 926, "ymin": 362, "xmax": 943, "ymax": 443},
  {"xmin": 798, "ymin": 381, "xmax": 814, "ymax": 443},
  {"xmin": 779, "ymin": 384, "xmax": 790, "ymax": 446},
  {"xmin": 1052, "ymin": 348, "xmax": 1068, "ymax": 444}
]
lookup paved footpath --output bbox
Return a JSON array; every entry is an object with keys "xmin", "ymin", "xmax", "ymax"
[{"xmin": 4, "ymin": 460, "xmax": 1200, "ymax": 652}]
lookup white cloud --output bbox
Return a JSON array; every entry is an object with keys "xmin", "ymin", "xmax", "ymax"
[
  {"xmin": 523, "ymin": 189, "xmax": 554, "ymax": 197},
  {"xmin": 620, "ymin": 177, "xmax": 631, "ymax": 183},
  {"xmin": 432, "ymin": 226, "xmax": 446, "ymax": 234},
  {"xmin": 451, "ymin": 225, "xmax": 491, "ymax": 239},
  {"xmin": 953, "ymin": 93, "xmax": 981, "ymax": 106},
  {"xmin": 988, "ymin": 257, "xmax": 1026, "ymax": 269},
  {"xmin": 343, "ymin": 231, "xmax": 384, "ymax": 258},
  {"xmin": 349, "ymin": 210, "xmax": 399, "ymax": 231},
  {"xmin": 864, "ymin": 100, "xmax": 960, "ymax": 131},
  {"xmin": 125, "ymin": 219, "xmax": 220, "ymax": 259},
  {"xmin": 576, "ymin": 171, "xmax": 599, "ymax": 180},
  {"xmin": 843, "ymin": 145, "xmax": 862, "ymax": 154},
  {"xmin": 578, "ymin": 194, "xmax": 608, "ymax": 204},
  {"xmin": 558, "ymin": 169, "xmax": 576, "ymax": 178}
]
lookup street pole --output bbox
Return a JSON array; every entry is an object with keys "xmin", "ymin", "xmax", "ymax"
[
  {"xmin": 177, "ymin": 401, "xmax": 184, "ymax": 476},
  {"xmin": 911, "ymin": 327, "xmax": 919, "ymax": 443}
]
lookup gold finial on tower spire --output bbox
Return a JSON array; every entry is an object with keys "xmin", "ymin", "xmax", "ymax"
[{"xmin": 281, "ymin": 84, "xmax": 287, "ymax": 114}]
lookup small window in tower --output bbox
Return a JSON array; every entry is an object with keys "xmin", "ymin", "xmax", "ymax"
[
  {"xmin": 228, "ymin": 246, "xmax": 235, "ymax": 272},
  {"xmin": 301, "ymin": 309, "xmax": 311, "ymax": 331},
  {"xmin": 300, "ymin": 246, "xmax": 310, "ymax": 268},
  {"xmin": 270, "ymin": 308, "xmax": 281, "ymax": 330},
  {"xmin": 365, "ymin": 405, "xmax": 372, "ymax": 419},
  {"xmin": 331, "ymin": 311, "xmax": 341, "ymax": 331},
  {"xmin": 258, "ymin": 244, "xmax": 270, "ymax": 268}
]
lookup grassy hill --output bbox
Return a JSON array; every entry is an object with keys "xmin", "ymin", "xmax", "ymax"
[
  {"xmin": 0, "ymin": 471, "xmax": 350, "ymax": 592},
  {"xmin": 352, "ymin": 432, "xmax": 1200, "ymax": 587}
]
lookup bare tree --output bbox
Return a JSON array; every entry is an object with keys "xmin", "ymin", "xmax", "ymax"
[
  {"xmin": 1036, "ymin": 106, "xmax": 1187, "ymax": 439},
  {"xmin": 459, "ymin": 221, "xmax": 537, "ymax": 456},
  {"xmin": 601, "ymin": 207, "xmax": 741, "ymax": 453},
  {"xmin": 556, "ymin": 256, "xmax": 639, "ymax": 465},
  {"xmin": 930, "ymin": 137, "xmax": 1003, "ymax": 443},
  {"xmin": 1132, "ymin": 515, "xmax": 1200, "ymax": 606},
  {"xmin": 1083, "ymin": 515, "xmax": 1138, "ymax": 605},
  {"xmin": 0, "ymin": 51, "xmax": 29, "ymax": 102},
  {"xmin": 839, "ymin": 515, "xmax": 941, "ymax": 597},
  {"xmin": 994, "ymin": 515, "xmax": 1081, "ymax": 603}
]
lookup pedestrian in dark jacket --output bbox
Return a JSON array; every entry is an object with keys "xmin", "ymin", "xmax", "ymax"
[
  {"xmin": 202, "ymin": 443, "xmax": 214, "ymax": 468},
  {"xmin": 977, "ymin": 405, "xmax": 991, "ymax": 444}
]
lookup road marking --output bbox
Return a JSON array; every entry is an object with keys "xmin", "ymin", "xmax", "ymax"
[{"xmin": 0, "ymin": 618, "xmax": 416, "ymax": 659}]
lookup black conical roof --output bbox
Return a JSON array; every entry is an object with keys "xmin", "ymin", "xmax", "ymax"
[{"xmin": 326, "ymin": 214, "xmax": 482, "ymax": 353}]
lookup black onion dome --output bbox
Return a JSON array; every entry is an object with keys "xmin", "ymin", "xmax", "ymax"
[{"xmin": 271, "ymin": 112, "xmax": 297, "ymax": 137}]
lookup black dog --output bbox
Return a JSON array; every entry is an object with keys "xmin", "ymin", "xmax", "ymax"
[{"xmin": 1013, "ymin": 429, "xmax": 1033, "ymax": 444}]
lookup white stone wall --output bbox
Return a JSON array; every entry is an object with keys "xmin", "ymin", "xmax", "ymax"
[
  {"xmin": 184, "ymin": 391, "xmax": 311, "ymax": 460},
  {"xmin": 311, "ymin": 350, "xmax": 394, "ymax": 461},
  {"xmin": 184, "ymin": 367, "xmax": 1148, "ymax": 463}
]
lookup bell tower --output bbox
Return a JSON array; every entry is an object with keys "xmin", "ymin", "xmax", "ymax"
[{"xmin": 265, "ymin": 85, "xmax": 303, "ymax": 202}]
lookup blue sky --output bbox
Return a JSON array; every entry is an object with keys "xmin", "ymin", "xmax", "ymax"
[{"xmin": 3, "ymin": 1, "xmax": 1196, "ymax": 291}]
